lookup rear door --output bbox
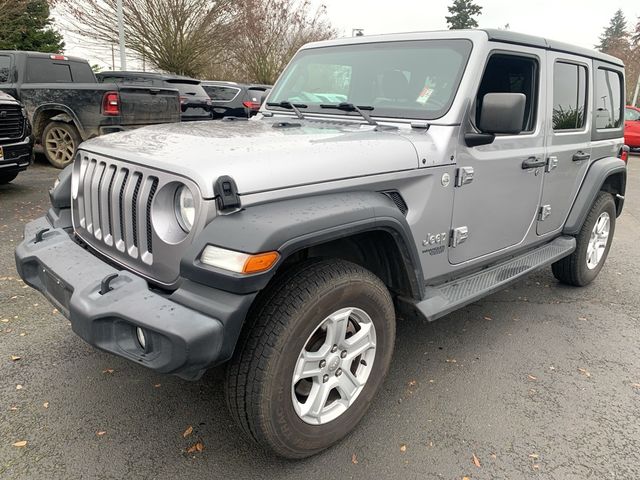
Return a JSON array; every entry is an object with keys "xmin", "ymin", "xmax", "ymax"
[
  {"xmin": 537, "ymin": 53, "xmax": 591, "ymax": 235},
  {"xmin": 449, "ymin": 47, "xmax": 546, "ymax": 264}
]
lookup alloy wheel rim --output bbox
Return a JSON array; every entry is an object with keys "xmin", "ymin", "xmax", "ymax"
[
  {"xmin": 586, "ymin": 212, "xmax": 610, "ymax": 270},
  {"xmin": 45, "ymin": 127, "xmax": 75, "ymax": 165},
  {"xmin": 291, "ymin": 307, "xmax": 376, "ymax": 425}
]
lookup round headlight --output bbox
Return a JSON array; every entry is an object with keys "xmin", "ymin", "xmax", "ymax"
[{"xmin": 174, "ymin": 185, "xmax": 195, "ymax": 232}]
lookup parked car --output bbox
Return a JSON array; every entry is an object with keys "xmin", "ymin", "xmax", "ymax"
[
  {"xmin": 200, "ymin": 80, "xmax": 271, "ymax": 118},
  {"xmin": 625, "ymin": 105, "xmax": 640, "ymax": 151},
  {"xmin": 0, "ymin": 91, "xmax": 32, "ymax": 184},
  {"xmin": 16, "ymin": 29, "xmax": 627, "ymax": 458},
  {"xmin": 0, "ymin": 52, "xmax": 181, "ymax": 168},
  {"xmin": 97, "ymin": 71, "xmax": 212, "ymax": 122}
]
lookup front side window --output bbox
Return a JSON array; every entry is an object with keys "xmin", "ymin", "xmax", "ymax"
[
  {"xmin": 552, "ymin": 62, "xmax": 588, "ymax": 131},
  {"xmin": 268, "ymin": 39, "xmax": 473, "ymax": 120},
  {"xmin": 475, "ymin": 54, "xmax": 539, "ymax": 133},
  {"xmin": 595, "ymin": 68, "xmax": 623, "ymax": 129},
  {"xmin": 0, "ymin": 55, "xmax": 11, "ymax": 83}
]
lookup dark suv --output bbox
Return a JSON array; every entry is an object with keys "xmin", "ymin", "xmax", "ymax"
[
  {"xmin": 201, "ymin": 81, "xmax": 270, "ymax": 118},
  {"xmin": 97, "ymin": 71, "xmax": 213, "ymax": 122},
  {"xmin": 0, "ymin": 91, "xmax": 32, "ymax": 184}
]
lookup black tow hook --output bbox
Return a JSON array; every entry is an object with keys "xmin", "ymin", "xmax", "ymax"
[
  {"xmin": 34, "ymin": 228, "xmax": 50, "ymax": 244},
  {"xmin": 99, "ymin": 273, "xmax": 119, "ymax": 295}
]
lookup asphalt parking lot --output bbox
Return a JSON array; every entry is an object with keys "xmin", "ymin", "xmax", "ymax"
[{"xmin": 1, "ymin": 156, "xmax": 639, "ymax": 479}]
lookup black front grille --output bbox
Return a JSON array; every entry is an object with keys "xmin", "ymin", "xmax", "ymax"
[{"xmin": 0, "ymin": 105, "xmax": 24, "ymax": 143}]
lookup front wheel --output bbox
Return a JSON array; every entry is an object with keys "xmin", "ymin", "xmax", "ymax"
[
  {"xmin": 225, "ymin": 259, "xmax": 396, "ymax": 458},
  {"xmin": 42, "ymin": 121, "xmax": 80, "ymax": 169},
  {"xmin": 552, "ymin": 192, "xmax": 616, "ymax": 286}
]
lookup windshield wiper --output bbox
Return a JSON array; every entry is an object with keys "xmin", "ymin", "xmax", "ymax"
[
  {"xmin": 320, "ymin": 102, "xmax": 377, "ymax": 126},
  {"xmin": 266, "ymin": 101, "xmax": 307, "ymax": 119}
]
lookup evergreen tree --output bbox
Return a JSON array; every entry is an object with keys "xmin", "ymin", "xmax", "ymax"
[
  {"xmin": 596, "ymin": 9, "xmax": 628, "ymax": 51},
  {"xmin": 445, "ymin": 0, "xmax": 483, "ymax": 30},
  {"xmin": 633, "ymin": 17, "xmax": 640, "ymax": 46},
  {"xmin": 0, "ymin": 1, "xmax": 64, "ymax": 53}
]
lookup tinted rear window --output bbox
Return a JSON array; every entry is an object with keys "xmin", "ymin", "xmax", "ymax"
[
  {"xmin": 26, "ymin": 58, "xmax": 95, "ymax": 83},
  {"xmin": 202, "ymin": 85, "xmax": 241, "ymax": 101},
  {"xmin": 98, "ymin": 75, "xmax": 160, "ymax": 86},
  {"xmin": 168, "ymin": 81, "xmax": 208, "ymax": 98}
]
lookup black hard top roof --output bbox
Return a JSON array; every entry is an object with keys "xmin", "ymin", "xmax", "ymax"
[{"xmin": 482, "ymin": 29, "xmax": 624, "ymax": 67}]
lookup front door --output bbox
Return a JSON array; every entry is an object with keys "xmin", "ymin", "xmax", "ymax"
[
  {"xmin": 449, "ymin": 47, "xmax": 546, "ymax": 265},
  {"xmin": 537, "ymin": 53, "xmax": 591, "ymax": 235}
]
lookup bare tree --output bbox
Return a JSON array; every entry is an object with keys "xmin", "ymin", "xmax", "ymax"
[
  {"xmin": 206, "ymin": 0, "xmax": 336, "ymax": 84},
  {"xmin": 57, "ymin": 0, "xmax": 237, "ymax": 77}
]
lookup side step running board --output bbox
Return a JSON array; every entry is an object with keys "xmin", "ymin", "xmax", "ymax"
[{"xmin": 413, "ymin": 236, "xmax": 576, "ymax": 321}]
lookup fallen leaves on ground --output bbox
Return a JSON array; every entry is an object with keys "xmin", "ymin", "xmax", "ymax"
[
  {"xmin": 16, "ymin": 384, "xmax": 23, "ymax": 390},
  {"xmin": 399, "ymin": 444, "xmax": 407, "ymax": 452},
  {"xmin": 154, "ymin": 384, "xmax": 161, "ymax": 388},
  {"xmin": 12, "ymin": 440, "xmax": 27, "ymax": 448},
  {"xmin": 10, "ymin": 355, "xmax": 21, "ymax": 361},
  {"xmin": 351, "ymin": 453, "xmax": 358, "ymax": 464},
  {"xmin": 187, "ymin": 441, "xmax": 204, "ymax": 453},
  {"xmin": 102, "ymin": 368, "xmax": 114, "ymax": 374},
  {"xmin": 182, "ymin": 426, "xmax": 193, "ymax": 438},
  {"xmin": 43, "ymin": 402, "xmax": 49, "ymax": 409},
  {"xmin": 472, "ymin": 453, "xmax": 481, "ymax": 467},
  {"xmin": 527, "ymin": 374, "xmax": 537, "ymax": 381},
  {"xmin": 96, "ymin": 431, "xmax": 107, "ymax": 437},
  {"xmin": 483, "ymin": 316, "xmax": 493, "ymax": 321},
  {"xmin": 631, "ymin": 383, "xmax": 640, "ymax": 388},
  {"xmin": 529, "ymin": 453, "xmax": 539, "ymax": 459},
  {"xmin": 578, "ymin": 368, "xmax": 591, "ymax": 378},
  {"xmin": 446, "ymin": 358, "xmax": 457, "ymax": 363}
]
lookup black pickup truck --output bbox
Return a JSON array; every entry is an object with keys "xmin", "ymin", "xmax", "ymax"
[
  {"xmin": 0, "ymin": 91, "xmax": 32, "ymax": 184},
  {"xmin": 0, "ymin": 51, "xmax": 181, "ymax": 168}
]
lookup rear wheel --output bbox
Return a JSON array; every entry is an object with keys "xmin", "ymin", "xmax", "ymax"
[
  {"xmin": 0, "ymin": 172, "xmax": 18, "ymax": 184},
  {"xmin": 225, "ymin": 259, "xmax": 396, "ymax": 458},
  {"xmin": 552, "ymin": 192, "xmax": 616, "ymax": 286},
  {"xmin": 42, "ymin": 121, "xmax": 80, "ymax": 168}
]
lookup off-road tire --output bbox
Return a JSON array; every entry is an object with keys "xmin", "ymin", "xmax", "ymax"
[
  {"xmin": 0, "ymin": 172, "xmax": 18, "ymax": 184},
  {"xmin": 225, "ymin": 259, "xmax": 396, "ymax": 459},
  {"xmin": 42, "ymin": 121, "xmax": 81, "ymax": 169},
  {"xmin": 552, "ymin": 192, "xmax": 616, "ymax": 286}
]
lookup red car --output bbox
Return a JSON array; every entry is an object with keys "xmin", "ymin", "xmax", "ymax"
[{"xmin": 625, "ymin": 105, "xmax": 640, "ymax": 151}]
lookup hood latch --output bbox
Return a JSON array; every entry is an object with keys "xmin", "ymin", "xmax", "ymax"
[{"xmin": 214, "ymin": 175, "xmax": 241, "ymax": 212}]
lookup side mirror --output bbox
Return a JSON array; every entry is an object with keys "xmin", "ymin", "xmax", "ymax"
[{"xmin": 479, "ymin": 93, "xmax": 526, "ymax": 134}]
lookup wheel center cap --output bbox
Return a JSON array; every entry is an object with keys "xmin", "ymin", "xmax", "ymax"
[{"xmin": 327, "ymin": 356, "xmax": 341, "ymax": 372}]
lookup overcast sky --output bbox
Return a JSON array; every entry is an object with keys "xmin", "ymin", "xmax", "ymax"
[{"xmin": 59, "ymin": 0, "xmax": 639, "ymax": 71}]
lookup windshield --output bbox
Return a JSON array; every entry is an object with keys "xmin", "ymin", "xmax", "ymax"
[
  {"xmin": 625, "ymin": 108, "xmax": 640, "ymax": 121},
  {"xmin": 268, "ymin": 39, "xmax": 472, "ymax": 120}
]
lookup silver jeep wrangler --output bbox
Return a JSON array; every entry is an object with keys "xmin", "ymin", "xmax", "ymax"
[{"xmin": 16, "ymin": 29, "xmax": 628, "ymax": 458}]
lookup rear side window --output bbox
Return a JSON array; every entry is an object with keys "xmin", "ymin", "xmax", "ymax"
[
  {"xmin": 203, "ymin": 85, "xmax": 240, "ymax": 101},
  {"xmin": 476, "ymin": 54, "xmax": 539, "ymax": 133},
  {"xmin": 595, "ymin": 68, "xmax": 623, "ymax": 129},
  {"xmin": 552, "ymin": 62, "xmax": 587, "ymax": 130},
  {"xmin": 26, "ymin": 58, "xmax": 73, "ymax": 83},
  {"xmin": 69, "ymin": 61, "xmax": 96, "ymax": 82},
  {"xmin": 0, "ymin": 55, "xmax": 11, "ymax": 83}
]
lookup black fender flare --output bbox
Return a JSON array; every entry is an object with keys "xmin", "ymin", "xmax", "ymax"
[
  {"xmin": 181, "ymin": 192, "xmax": 425, "ymax": 297},
  {"xmin": 563, "ymin": 157, "xmax": 626, "ymax": 235},
  {"xmin": 33, "ymin": 103, "xmax": 85, "ymax": 140}
]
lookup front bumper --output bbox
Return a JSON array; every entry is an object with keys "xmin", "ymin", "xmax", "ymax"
[
  {"xmin": 0, "ymin": 137, "xmax": 32, "ymax": 174},
  {"xmin": 15, "ymin": 216, "xmax": 256, "ymax": 380}
]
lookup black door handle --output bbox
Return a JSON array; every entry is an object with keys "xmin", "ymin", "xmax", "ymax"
[
  {"xmin": 522, "ymin": 156, "xmax": 546, "ymax": 169},
  {"xmin": 572, "ymin": 151, "xmax": 591, "ymax": 162}
]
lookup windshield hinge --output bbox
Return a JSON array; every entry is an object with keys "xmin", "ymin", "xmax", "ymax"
[{"xmin": 214, "ymin": 176, "xmax": 241, "ymax": 213}]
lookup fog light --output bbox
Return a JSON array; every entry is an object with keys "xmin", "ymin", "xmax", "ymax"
[{"xmin": 136, "ymin": 327, "xmax": 147, "ymax": 350}]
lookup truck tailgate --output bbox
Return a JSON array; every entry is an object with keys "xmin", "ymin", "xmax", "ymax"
[{"xmin": 117, "ymin": 86, "xmax": 180, "ymax": 125}]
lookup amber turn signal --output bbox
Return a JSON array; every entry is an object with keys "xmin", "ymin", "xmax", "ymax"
[{"xmin": 242, "ymin": 252, "xmax": 279, "ymax": 274}]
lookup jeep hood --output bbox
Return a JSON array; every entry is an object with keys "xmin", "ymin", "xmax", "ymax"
[{"xmin": 80, "ymin": 119, "xmax": 420, "ymax": 198}]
